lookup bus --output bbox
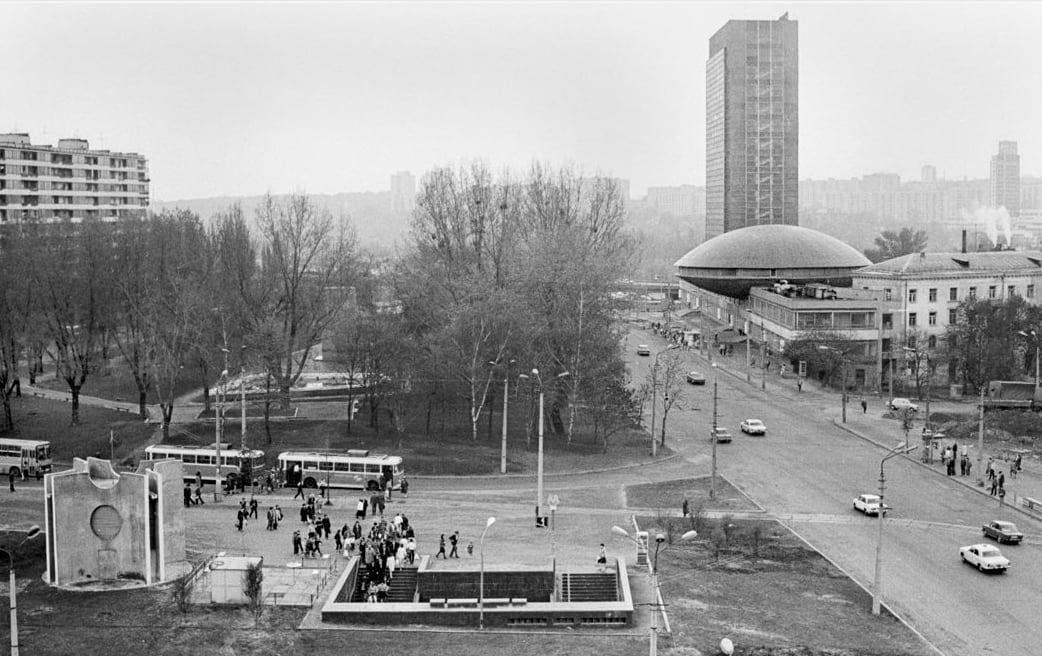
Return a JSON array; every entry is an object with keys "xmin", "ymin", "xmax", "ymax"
[
  {"xmin": 0, "ymin": 438, "xmax": 52, "ymax": 479},
  {"xmin": 144, "ymin": 443, "xmax": 266, "ymax": 487},
  {"xmin": 278, "ymin": 450, "xmax": 404, "ymax": 491}
]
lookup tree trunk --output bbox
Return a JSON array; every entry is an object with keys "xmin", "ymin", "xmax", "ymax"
[
  {"xmin": 138, "ymin": 389, "xmax": 149, "ymax": 419},
  {"xmin": 161, "ymin": 404, "xmax": 173, "ymax": 441},
  {"xmin": 0, "ymin": 394, "xmax": 13, "ymax": 431},
  {"xmin": 70, "ymin": 384, "xmax": 82, "ymax": 425}
]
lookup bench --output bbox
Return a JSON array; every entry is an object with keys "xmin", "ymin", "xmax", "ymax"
[
  {"xmin": 429, "ymin": 598, "xmax": 446, "ymax": 608},
  {"xmin": 483, "ymin": 597, "xmax": 510, "ymax": 607},
  {"xmin": 1022, "ymin": 497, "xmax": 1042, "ymax": 511},
  {"xmin": 510, "ymin": 597, "xmax": 527, "ymax": 606},
  {"xmin": 445, "ymin": 598, "xmax": 479, "ymax": 608}
]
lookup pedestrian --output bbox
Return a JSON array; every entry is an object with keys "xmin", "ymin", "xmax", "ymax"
[
  {"xmin": 682, "ymin": 498, "xmax": 690, "ymax": 518},
  {"xmin": 400, "ymin": 476, "xmax": 409, "ymax": 499},
  {"xmin": 436, "ymin": 534, "xmax": 447, "ymax": 559},
  {"xmin": 194, "ymin": 484, "xmax": 205, "ymax": 505},
  {"xmin": 860, "ymin": 399, "xmax": 868, "ymax": 414},
  {"xmin": 987, "ymin": 458, "xmax": 996, "ymax": 480},
  {"xmin": 299, "ymin": 503, "xmax": 308, "ymax": 523},
  {"xmin": 990, "ymin": 477, "xmax": 998, "ymax": 496},
  {"xmin": 449, "ymin": 531, "xmax": 459, "ymax": 558},
  {"xmin": 1015, "ymin": 453, "xmax": 1023, "ymax": 472},
  {"xmin": 249, "ymin": 497, "xmax": 258, "ymax": 520},
  {"xmin": 334, "ymin": 528, "xmax": 344, "ymax": 552},
  {"xmin": 467, "ymin": 541, "xmax": 474, "ymax": 557},
  {"xmin": 183, "ymin": 483, "xmax": 193, "ymax": 507},
  {"xmin": 796, "ymin": 378, "xmax": 803, "ymax": 392},
  {"xmin": 998, "ymin": 472, "xmax": 1005, "ymax": 490},
  {"xmin": 597, "ymin": 544, "xmax": 608, "ymax": 572},
  {"xmin": 321, "ymin": 514, "xmax": 332, "ymax": 539},
  {"xmin": 236, "ymin": 508, "xmax": 247, "ymax": 531},
  {"xmin": 8, "ymin": 470, "xmax": 14, "ymax": 493},
  {"xmin": 292, "ymin": 530, "xmax": 303, "ymax": 555},
  {"xmin": 195, "ymin": 471, "xmax": 203, "ymax": 490},
  {"xmin": 266, "ymin": 507, "xmax": 275, "ymax": 530},
  {"xmin": 407, "ymin": 537, "xmax": 416, "ymax": 564}
]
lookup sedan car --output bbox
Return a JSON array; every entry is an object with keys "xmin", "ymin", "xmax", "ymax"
[
  {"xmin": 712, "ymin": 427, "xmax": 733, "ymax": 443},
  {"xmin": 889, "ymin": 397, "xmax": 919, "ymax": 412},
  {"xmin": 740, "ymin": 419, "xmax": 767, "ymax": 435},
  {"xmin": 636, "ymin": 344, "xmax": 651, "ymax": 356},
  {"xmin": 686, "ymin": 371, "xmax": 706, "ymax": 385},
  {"xmin": 960, "ymin": 544, "xmax": 1010, "ymax": 572},
  {"xmin": 853, "ymin": 493, "xmax": 890, "ymax": 516},
  {"xmin": 982, "ymin": 520, "xmax": 1024, "ymax": 544}
]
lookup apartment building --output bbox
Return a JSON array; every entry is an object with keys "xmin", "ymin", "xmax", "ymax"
[{"xmin": 0, "ymin": 133, "xmax": 149, "ymax": 224}]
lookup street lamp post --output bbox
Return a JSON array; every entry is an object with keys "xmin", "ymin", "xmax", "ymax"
[
  {"xmin": 520, "ymin": 369, "xmax": 569, "ymax": 527},
  {"xmin": 760, "ymin": 319, "xmax": 767, "ymax": 391},
  {"xmin": 711, "ymin": 363, "xmax": 719, "ymax": 500},
  {"xmin": 479, "ymin": 516, "xmax": 496, "ymax": 629},
  {"xmin": 872, "ymin": 442, "xmax": 917, "ymax": 615},
  {"xmin": 2, "ymin": 525, "xmax": 42, "ymax": 656},
  {"xmin": 612, "ymin": 526, "xmax": 697, "ymax": 656},
  {"xmin": 490, "ymin": 360, "xmax": 515, "ymax": 475}
]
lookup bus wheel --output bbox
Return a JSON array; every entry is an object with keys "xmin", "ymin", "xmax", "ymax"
[
  {"xmin": 8, "ymin": 467, "xmax": 21, "ymax": 479},
  {"xmin": 303, "ymin": 477, "xmax": 318, "ymax": 489}
]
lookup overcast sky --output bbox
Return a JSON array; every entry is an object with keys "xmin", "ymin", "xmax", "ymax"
[{"xmin": 3, "ymin": 2, "xmax": 1040, "ymax": 201}]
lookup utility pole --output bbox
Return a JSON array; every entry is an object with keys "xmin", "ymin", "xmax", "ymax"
[
  {"xmin": 760, "ymin": 319, "xmax": 766, "ymax": 390},
  {"xmin": 976, "ymin": 386, "xmax": 985, "ymax": 487},
  {"xmin": 711, "ymin": 364, "xmax": 718, "ymax": 500}
]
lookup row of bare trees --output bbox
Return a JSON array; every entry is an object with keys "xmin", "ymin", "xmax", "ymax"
[{"xmin": 0, "ymin": 194, "xmax": 359, "ymax": 439}]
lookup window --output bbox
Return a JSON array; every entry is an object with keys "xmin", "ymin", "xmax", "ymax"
[
  {"xmin": 928, "ymin": 288, "xmax": 937, "ymax": 302},
  {"xmin": 907, "ymin": 334, "xmax": 917, "ymax": 349},
  {"xmin": 1009, "ymin": 285, "xmax": 1016, "ymax": 297},
  {"xmin": 988, "ymin": 286, "xmax": 997, "ymax": 299},
  {"xmin": 928, "ymin": 311, "xmax": 937, "ymax": 326},
  {"xmin": 908, "ymin": 289, "xmax": 917, "ymax": 303},
  {"xmin": 334, "ymin": 462, "xmax": 350, "ymax": 472},
  {"xmin": 882, "ymin": 313, "xmax": 893, "ymax": 329},
  {"xmin": 884, "ymin": 288, "xmax": 892, "ymax": 301},
  {"xmin": 949, "ymin": 309, "xmax": 958, "ymax": 323},
  {"xmin": 949, "ymin": 287, "xmax": 958, "ymax": 301},
  {"xmin": 303, "ymin": 461, "xmax": 319, "ymax": 470},
  {"xmin": 318, "ymin": 460, "xmax": 333, "ymax": 471},
  {"xmin": 909, "ymin": 312, "xmax": 917, "ymax": 327},
  {"xmin": 928, "ymin": 335, "xmax": 937, "ymax": 348},
  {"xmin": 969, "ymin": 287, "xmax": 977, "ymax": 299},
  {"xmin": 181, "ymin": 454, "xmax": 196, "ymax": 464},
  {"xmin": 1029, "ymin": 285, "xmax": 1035, "ymax": 299},
  {"xmin": 350, "ymin": 462, "xmax": 365, "ymax": 473}
]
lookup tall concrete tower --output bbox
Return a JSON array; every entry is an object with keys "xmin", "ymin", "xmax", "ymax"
[
  {"xmin": 705, "ymin": 15, "xmax": 798, "ymax": 240},
  {"xmin": 990, "ymin": 141, "xmax": 1020, "ymax": 217}
]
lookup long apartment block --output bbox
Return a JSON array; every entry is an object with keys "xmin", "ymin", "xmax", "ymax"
[{"xmin": 0, "ymin": 133, "xmax": 149, "ymax": 224}]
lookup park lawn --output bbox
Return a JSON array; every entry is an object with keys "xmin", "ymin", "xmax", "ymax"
[
  {"xmin": 5, "ymin": 394, "xmax": 155, "ymax": 464},
  {"xmin": 36, "ymin": 356, "xmax": 200, "ymax": 405}
]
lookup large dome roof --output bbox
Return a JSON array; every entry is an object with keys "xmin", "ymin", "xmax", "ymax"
[{"xmin": 675, "ymin": 225, "xmax": 871, "ymax": 298}]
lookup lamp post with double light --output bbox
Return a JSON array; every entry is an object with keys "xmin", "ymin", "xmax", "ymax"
[
  {"xmin": 612, "ymin": 526, "xmax": 697, "ymax": 656},
  {"xmin": 872, "ymin": 442, "xmax": 917, "ymax": 615},
  {"xmin": 2, "ymin": 525, "xmax": 42, "ymax": 656},
  {"xmin": 479, "ymin": 516, "xmax": 496, "ymax": 629},
  {"xmin": 518, "ymin": 369, "xmax": 569, "ymax": 527}
]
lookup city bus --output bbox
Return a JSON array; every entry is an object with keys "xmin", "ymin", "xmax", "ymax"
[
  {"xmin": 0, "ymin": 438, "xmax": 53, "ymax": 479},
  {"xmin": 277, "ymin": 450, "xmax": 404, "ymax": 491},
  {"xmin": 144, "ymin": 443, "xmax": 266, "ymax": 487}
]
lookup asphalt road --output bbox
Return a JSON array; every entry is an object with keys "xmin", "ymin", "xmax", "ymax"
[{"xmin": 628, "ymin": 331, "xmax": 1042, "ymax": 656}]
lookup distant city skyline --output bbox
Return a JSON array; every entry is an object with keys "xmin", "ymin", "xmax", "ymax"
[{"xmin": 3, "ymin": 2, "xmax": 1040, "ymax": 201}]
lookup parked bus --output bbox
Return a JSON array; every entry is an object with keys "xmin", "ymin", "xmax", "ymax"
[
  {"xmin": 277, "ymin": 450, "xmax": 404, "ymax": 491},
  {"xmin": 0, "ymin": 438, "xmax": 52, "ymax": 479},
  {"xmin": 144, "ymin": 443, "xmax": 266, "ymax": 487}
]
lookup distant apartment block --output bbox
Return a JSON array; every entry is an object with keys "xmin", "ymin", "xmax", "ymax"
[
  {"xmin": 990, "ymin": 141, "xmax": 1020, "ymax": 217},
  {"xmin": 799, "ymin": 174, "xmax": 990, "ymax": 222},
  {"xmin": 0, "ymin": 133, "xmax": 149, "ymax": 224},
  {"xmin": 645, "ymin": 185, "xmax": 705, "ymax": 217},
  {"xmin": 705, "ymin": 15, "xmax": 799, "ymax": 239},
  {"xmin": 390, "ymin": 170, "xmax": 416, "ymax": 214}
]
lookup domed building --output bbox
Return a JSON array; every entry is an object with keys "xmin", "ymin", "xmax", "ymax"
[{"xmin": 674, "ymin": 225, "xmax": 871, "ymax": 299}]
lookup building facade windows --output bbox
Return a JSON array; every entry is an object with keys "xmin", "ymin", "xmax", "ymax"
[
  {"xmin": 969, "ymin": 287, "xmax": 977, "ymax": 299},
  {"xmin": 928, "ymin": 311, "xmax": 937, "ymax": 326},
  {"xmin": 1029, "ymin": 284, "xmax": 1035, "ymax": 299},
  {"xmin": 949, "ymin": 308, "xmax": 957, "ymax": 324},
  {"xmin": 949, "ymin": 287, "xmax": 958, "ymax": 301},
  {"xmin": 909, "ymin": 312, "xmax": 917, "ymax": 327},
  {"xmin": 928, "ymin": 288, "xmax": 937, "ymax": 302},
  {"xmin": 908, "ymin": 289, "xmax": 917, "ymax": 303},
  {"xmin": 1009, "ymin": 285, "xmax": 1016, "ymax": 297},
  {"xmin": 989, "ymin": 286, "xmax": 997, "ymax": 299},
  {"xmin": 928, "ymin": 335, "xmax": 937, "ymax": 348}
]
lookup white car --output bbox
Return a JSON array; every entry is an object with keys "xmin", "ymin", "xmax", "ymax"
[
  {"xmin": 740, "ymin": 419, "xmax": 766, "ymax": 435},
  {"xmin": 636, "ymin": 344, "xmax": 651, "ymax": 356},
  {"xmin": 853, "ymin": 493, "xmax": 890, "ymax": 516},
  {"xmin": 889, "ymin": 397, "xmax": 919, "ymax": 412},
  {"xmin": 960, "ymin": 544, "xmax": 1010, "ymax": 572}
]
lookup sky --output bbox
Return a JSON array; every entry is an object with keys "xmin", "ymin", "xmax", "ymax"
[{"xmin": 3, "ymin": 1, "xmax": 1041, "ymax": 201}]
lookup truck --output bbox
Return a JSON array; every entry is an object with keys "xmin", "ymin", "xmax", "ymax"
[{"xmin": 983, "ymin": 381, "xmax": 1042, "ymax": 410}]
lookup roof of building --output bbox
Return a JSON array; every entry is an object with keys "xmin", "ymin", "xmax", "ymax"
[
  {"xmin": 675, "ymin": 225, "xmax": 870, "ymax": 271},
  {"xmin": 855, "ymin": 251, "xmax": 1042, "ymax": 277}
]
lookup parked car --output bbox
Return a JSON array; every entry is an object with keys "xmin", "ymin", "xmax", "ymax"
[
  {"xmin": 982, "ymin": 520, "xmax": 1024, "ymax": 544},
  {"xmin": 853, "ymin": 493, "xmax": 890, "ymax": 516},
  {"xmin": 740, "ymin": 419, "xmax": 767, "ymax": 435},
  {"xmin": 960, "ymin": 544, "xmax": 1010, "ymax": 572},
  {"xmin": 636, "ymin": 344, "xmax": 651, "ymax": 356},
  {"xmin": 889, "ymin": 397, "xmax": 919, "ymax": 412},
  {"xmin": 686, "ymin": 371, "xmax": 707, "ymax": 385},
  {"xmin": 712, "ymin": 427, "xmax": 733, "ymax": 443}
]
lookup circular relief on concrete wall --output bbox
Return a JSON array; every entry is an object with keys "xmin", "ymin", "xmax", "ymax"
[{"xmin": 90, "ymin": 504, "xmax": 123, "ymax": 540}]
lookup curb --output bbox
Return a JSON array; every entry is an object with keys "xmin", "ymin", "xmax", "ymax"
[
  {"xmin": 407, "ymin": 452, "xmax": 684, "ymax": 481},
  {"xmin": 832, "ymin": 418, "xmax": 1042, "ymax": 523}
]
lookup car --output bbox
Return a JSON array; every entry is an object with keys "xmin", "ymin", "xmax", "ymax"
[
  {"xmin": 740, "ymin": 419, "xmax": 767, "ymax": 435},
  {"xmin": 960, "ymin": 544, "xmax": 1010, "ymax": 572},
  {"xmin": 853, "ymin": 493, "xmax": 890, "ymax": 516},
  {"xmin": 982, "ymin": 520, "xmax": 1024, "ymax": 544},
  {"xmin": 889, "ymin": 397, "xmax": 919, "ymax": 412},
  {"xmin": 712, "ymin": 427, "xmax": 732, "ymax": 443},
  {"xmin": 686, "ymin": 371, "xmax": 707, "ymax": 385},
  {"xmin": 636, "ymin": 344, "xmax": 651, "ymax": 356}
]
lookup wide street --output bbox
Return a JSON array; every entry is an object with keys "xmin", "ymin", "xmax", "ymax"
[{"xmin": 626, "ymin": 326, "xmax": 1042, "ymax": 656}]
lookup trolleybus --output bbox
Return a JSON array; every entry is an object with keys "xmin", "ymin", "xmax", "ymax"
[
  {"xmin": 144, "ymin": 443, "xmax": 266, "ymax": 487},
  {"xmin": 277, "ymin": 449, "xmax": 404, "ymax": 491}
]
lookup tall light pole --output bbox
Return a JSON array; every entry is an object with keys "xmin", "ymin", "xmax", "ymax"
[
  {"xmin": 520, "ymin": 369, "xmax": 569, "ymax": 527},
  {"xmin": 240, "ymin": 345, "xmax": 247, "ymax": 453},
  {"xmin": 759, "ymin": 319, "xmax": 767, "ymax": 390},
  {"xmin": 2, "ymin": 525, "xmax": 42, "ymax": 656},
  {"xmin": 976, "ymin": 385, "xmax": 986, "ymax": 487},
  {"xmin": 612, "ymin": 526, "xmax": 696, "ymax": 656},
  {"xmin": 872, "ymin": 442, "xmax": 917, "ymax": 615},
  {"xmin": 491, "ymin": 360, "xmax": 515, "ymax": 475},
  {"xmin": 650, "ymin": 345, "xmax": 679, "ymax": 457},
  {"xmin": 479, "ymin": 516, "xmax": 496, "ymax": 629},
  {"xmin": 744, "ymin": 318, "xmax": 751, "ymax": 383},
  {"xmin": 710, "ymin": 363, "xmax": 719, "ymax": 500},
  {"xmin": 841, "ymin": 359, "xmax": 848, "ymax": 423}
]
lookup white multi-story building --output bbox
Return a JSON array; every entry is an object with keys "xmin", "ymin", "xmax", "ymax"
[{"xmin": 0, "ymin": 133, "xmax": 149, "ymax": 224}]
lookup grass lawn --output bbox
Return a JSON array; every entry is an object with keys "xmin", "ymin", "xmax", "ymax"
[
  {"xmin": 4, "ymin": 394, "xmax": 155, "ymax": 463},
  {"xmin": 36, "ymin": 356, "xmax": 200, "ymax": 405}
]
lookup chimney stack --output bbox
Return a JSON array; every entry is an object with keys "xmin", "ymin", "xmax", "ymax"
[{"xmin": 962, "ymin": 230, "xmax": 967, "ymax": 254}]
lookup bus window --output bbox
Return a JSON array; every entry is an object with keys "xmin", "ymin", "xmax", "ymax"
[
  {"xmin": 365, "ymin": 464, "xmax": 381, "ymax": 474},
  {"xmin": 304, "ymin": 461, "xmax": 319, "ymax": 470},
  {"xmin": 349, "ymin": 463, "xmax": 364, "ymax": 473},
  {"xmin": 197, "ymin": 455, "xmax": 213, "ymax": 465},
  {"xmin": 181, "ymin": 454, "xmax": 196, "ymax": 464},
  {"xmin": 334, "ymin": 462, "xmax": 350, "ymax": 472},
  {"xmin": 317, "ymin": 461, "xmax": 333, "ymax": 471}
]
